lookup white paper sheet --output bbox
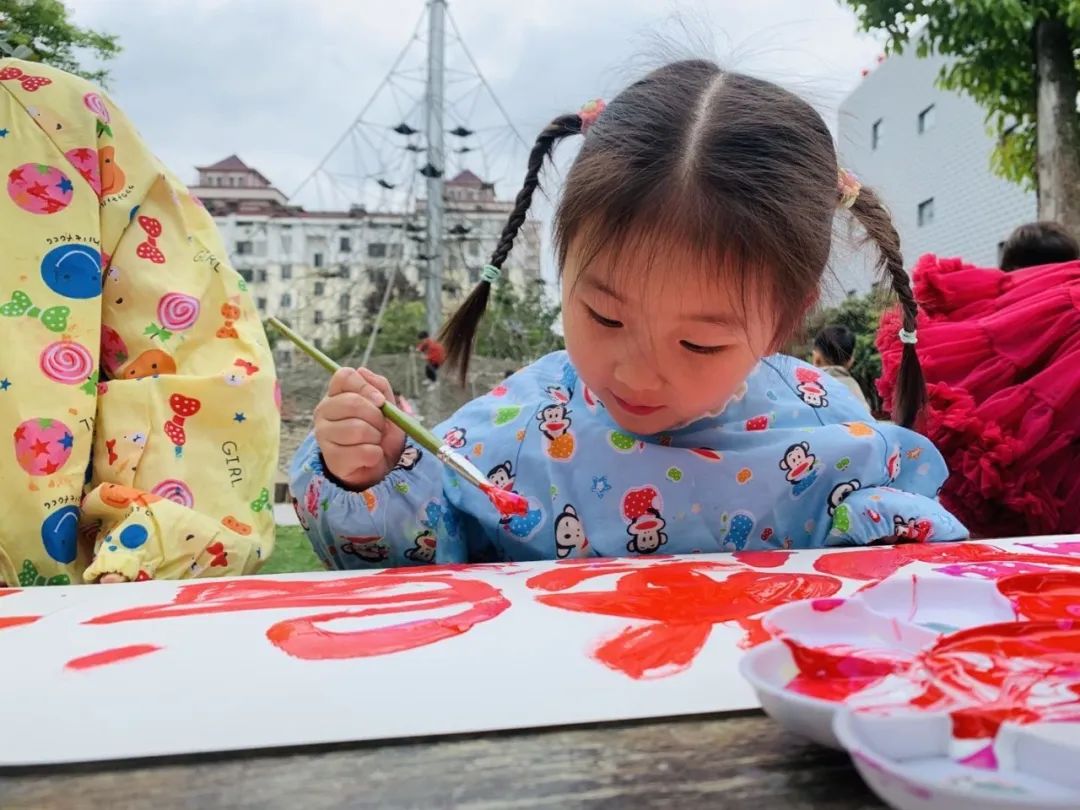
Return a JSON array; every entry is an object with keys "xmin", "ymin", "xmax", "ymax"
[{"xmin": 0, "ymin": 536, "xmax": 1076, "ymax": 766}]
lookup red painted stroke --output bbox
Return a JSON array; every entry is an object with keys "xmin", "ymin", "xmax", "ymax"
[
  {"xmin": 529, "ymin": 561, "xmax": 841, "ymax": 679},
  {"xmin": 997, "ymin": 571, "xmax": 1080, "ymax": 621},
  {"xmin": 733, "ymin": 551, "xmax": 793, "ymax": 568},
  {"xmin": 0, "ymin": 590, "xmax": 39, "ymax": 630},
  {"xmin": 66, "ymin": 644, "xmax": 162, "ymax": 671},
  {"xmin": 86, "ymin": 575, "xmax": 510, "ymax": 661},
  {"xmin": 814, "ymin": 542, "xmax": 1080, "ymax": 583},
  {"xmin": 0, "ymin": 615, "xmax": 40, "ymax": 630}
]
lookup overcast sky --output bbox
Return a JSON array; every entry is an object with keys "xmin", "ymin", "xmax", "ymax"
[{"xmin": 69, "ymin": 0, "xmax": 885, "ymax": 201}]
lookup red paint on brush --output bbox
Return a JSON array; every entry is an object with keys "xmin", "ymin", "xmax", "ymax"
[
  {"xmin": 65, "ymin": 644, "xmax": 161, "ymax": 671},
  {"xmin": 483, "ymin": 483, "xmax": 528, "ymax": 517}
]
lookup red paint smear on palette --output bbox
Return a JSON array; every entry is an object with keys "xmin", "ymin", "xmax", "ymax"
[
  {"xmin": 66, "ymin": 644, "xmax": 162, "ymax": 671},
  {"xmin": 784, "ymin": 640, "xmax": 911, "ymax": 702},
  {"xmin": 85, "ymin": 575, "xmax": 510, "ymax": 661},
  {"xmin": 814, "ymin": 542, "xmax": 1080, "ymax": 583},
  {"xmin": 912, "ymin": 620, "xmax": 1080, "ymax": 739},
  {"xmin": 528, "ymin": 560, "xmax": 841, "ymax": 679},
  {"xmin": 997, "ymin": 571, "xmax": 1080, "ymax": 621}
]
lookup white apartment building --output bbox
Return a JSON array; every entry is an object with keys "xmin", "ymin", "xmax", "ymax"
[
  {"xmin": 831, "ymin": 46, "xmax": 1037, "ymax": 300},
  {"xmin": 190, "ymin": 156, "xmax": 542, "ymax": 365}
]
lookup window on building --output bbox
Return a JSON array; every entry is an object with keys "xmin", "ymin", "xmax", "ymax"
[
  {"xmin": 339, "ymin": 237, "xmax": 351, "ymax": 252},
  {"xmin": 280, "ymin": 293, "xmax": 292, "ymax": 308},
  {"xmin": 468, "ymin": 241, "xmax": 480, "ymax": 257},
  {"xmin": 340, "ymin": 293, "xmax": 351, "ymax": 311},
  {"xmin": 235, "ymin": 240, "xmax": 253, "ymax": 255},
  {"xmin": 257, "ymin": 269, "xmax": 268, "ymax": 283},
  {"xmin": 238, "ymin": 269, "xmax": 254, "ymax": 282},
  {"xmin": 389, "ymin": 243, "xmax": 403, "ymax": 259},
  {"xmin": 314, "ymin": 310, "xmax": 324, "ymax": 325},
  {"xmin": 256, "ymin": 297, "xmax": 267, "ymax": 311},
  {"xmin": 917, "ymin": 198, "xmax": 935, "ymax": 227},
  {"xmin": 281, "ymin": 264, "xmax": 293, "ymax": 280},
  {"xmin": 314, "ymin": 281, "xmax": 325, "ymax": 296},
  {"xmin": 314, "ymin": 337, "xmax": 324, "ymax": 350},
  {"xmin": 918, "ymin": 104, "xmax": 936, "ymax": 134},
  {"xmin": 281, "ymin": 235, "xmax": 292, "ymax": 254},
  {"xmin": 338, "ymin": 322, "xmax": 349, "ymax": 340},
  {"xmin": 313, "ymin": 252, "xmax": 324, "ymax": 268},
  {"xmin": 368, "ymin": 242, "xmax": 387, "ymax": 258},
  {"xmin": 872, "ymin": 118, "xmax": 884, "ymax": 150}
]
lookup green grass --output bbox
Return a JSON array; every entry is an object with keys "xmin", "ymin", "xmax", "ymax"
[{"xmin": 261, "ymin": 525, "xmax": 324, "ymax": 574}]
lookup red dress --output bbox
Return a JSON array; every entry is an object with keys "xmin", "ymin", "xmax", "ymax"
[{"xmin": 877, "ymin": 254, "xmax": 1080, "ymax": 538}]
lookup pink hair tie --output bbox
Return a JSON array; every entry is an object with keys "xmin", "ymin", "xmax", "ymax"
[
  {"xmin": 837, "ymin": 168, "xmax": 861, "ymax": 209},
  {"xmin": 579, "ymin": 99, "xmax": 606, "ymax": 133}
]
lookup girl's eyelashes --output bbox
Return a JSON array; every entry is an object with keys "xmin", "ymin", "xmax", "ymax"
[
  {"xmin": 585, "ymin": 305, "xmax": 623, "ymax": 329},
  {"xmin": 680, "ymin": 340, "xmax": 728, "ymax": 355}
]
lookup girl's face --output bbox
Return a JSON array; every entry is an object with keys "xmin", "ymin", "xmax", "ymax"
[{"xmin": 561, "ymin": 240, "xmax": 778, "ymax": 435}]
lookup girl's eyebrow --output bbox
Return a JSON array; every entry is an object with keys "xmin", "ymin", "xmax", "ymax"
[{"xmin": 582, "ymin": 274, "xmax": 743, "ymax": 327}]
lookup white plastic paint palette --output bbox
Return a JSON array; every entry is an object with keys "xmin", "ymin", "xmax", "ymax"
[{"xmin": 739, "ymin": 569, "xmax": 1080, "ymax": 809}]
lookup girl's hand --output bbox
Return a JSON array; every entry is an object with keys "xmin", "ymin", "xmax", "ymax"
[{"xmin": 314, "ymin": 367, "xmax": 406, "ymax": 491}]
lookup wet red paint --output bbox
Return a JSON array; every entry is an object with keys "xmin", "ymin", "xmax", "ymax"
[
  {"xmin": 912, "ymin": 620, "xmax": 1080, "ymax": 739},
  {"xmin": 0, "ymin": 615, "xmax": 39, "ymax": 630},
  {"xmin": 482, "ymin": 483, "xmax": 528, "ymax": 518},
  {"xmin": 86, "ymin": 575, "xmax": 510, "ymax": 661},
  {"xmin": 65, "ymin": 644, "xmax": 162, "ymax": 670},
  {"xmin": 733, "ymin": 550, "xmax": 793, "ymax": 568},
  {"xmin": 813, "ymin": 543, "xmax": 1080, "ymax": 583},
  {"xmin": 996, "ymin": 571, "xmax": 1080, "ymax": 621},
  {"xmin": 784, "ymin": 639, "xmax": 911, "ymax": 701},
  {"xmin": 528, "ymin": 560, "xmax": 841, "ymax": 679},
  {"xmin": 811, "ymin": 598, "xmax": 846, "ymax": 612}
]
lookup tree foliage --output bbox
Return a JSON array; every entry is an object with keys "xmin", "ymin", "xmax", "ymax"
[
  {"xmin": 841, "ymin": 0, "xmax": 1080, "ymax": 189},
  {"xmin": 0, "ymin": 0, "xmax": 120, "ymax": 85}
]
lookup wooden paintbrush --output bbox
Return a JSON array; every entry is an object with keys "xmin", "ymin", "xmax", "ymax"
[{"xmin": 267, "ymin": 317, "xmax": 528, "ymax": 518}]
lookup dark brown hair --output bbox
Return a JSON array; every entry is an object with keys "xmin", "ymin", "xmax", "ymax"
[
  {"xmin": 440, "ymin": 60, "xmax": 926, "ymax": 427},
  {"xmin": 814, "ymin": 324, "xmax": 857, "ymax": 367},
  {"xmin": 1000, "ymin": 221, "xmax": 1080, "ymax": 271}
]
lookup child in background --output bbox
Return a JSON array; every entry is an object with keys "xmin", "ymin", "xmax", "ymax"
[
  {"xmin": 415, "ymin": 330, "xmax": 445, "ymax": 383},
  {"xmin": 1000, "ymin": 221, "xmax": 1079, "ymax": 271},
  {"xmin": 292, "ymin": 61, "xmax": 966, "ymax": 568},
  {"xmin": 0, "ymin": 61, "xmax": 279, "ymax": 585},
  {"xmin": 811, "ymin": 325, "xmax": 870, "ymax": 408}
]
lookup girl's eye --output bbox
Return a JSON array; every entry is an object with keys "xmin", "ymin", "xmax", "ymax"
[
  {"xmin": 680, "ymin": 341, "xmax": 727, "ymax": 355},
  {"xmin": 586, "ymin": 306, "xmax": 623, "ymax": 329}
]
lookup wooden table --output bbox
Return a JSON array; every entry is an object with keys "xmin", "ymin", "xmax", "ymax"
[{"xmin": 0, "ymin": 711, "xmax": 884, "ymax": 809}]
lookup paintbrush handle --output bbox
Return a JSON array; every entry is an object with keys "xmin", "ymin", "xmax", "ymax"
[{"xmin": 266, "ymin": 317, "xmax": 444, "ymax": 457}]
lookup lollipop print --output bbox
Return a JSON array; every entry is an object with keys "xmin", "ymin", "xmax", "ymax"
[
  {"xmin": 40, "ymin": 340, "xmax": 94, "ymax": 385},
  {"xmin": 156, "ymin": 292, "xmax": 200, "ymax": 331},
  {"xmin": 7, "ymin": 163, "xmax": 74, "ymax": 215},
  {"xmin": 83, "ymin": 92, "xmax": 110, "ymax": 123},
  {"xmin": 151, "ymin": 479, "xmax": 194, "ymax": 508}
]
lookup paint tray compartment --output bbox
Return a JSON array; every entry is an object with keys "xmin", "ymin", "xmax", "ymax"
[{"xmin": 740, "ymin": 569, "xmax": 1080, "ymax": 809}]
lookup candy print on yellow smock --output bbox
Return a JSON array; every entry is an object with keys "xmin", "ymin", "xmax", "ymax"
[{"xmin": 0, "ymin": 60, "xmax": 279, "ymax": 585}]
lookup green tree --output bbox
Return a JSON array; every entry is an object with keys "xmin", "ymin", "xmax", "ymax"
[
  {"xmin": 475, "ymin": 279, "xmax": 564, "ymax": 361},
  {"xmin": 842, "ymin": 1, "xmax": 1080, "ymax": 235},
  {"xmin": 0, "ymin": 0, "xmax": 120, "ymax": 85}
]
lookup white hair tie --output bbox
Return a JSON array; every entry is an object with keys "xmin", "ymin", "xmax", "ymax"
[{"xmin": 898, "ymin": 328, "xmax": 918, "ymax": 345}]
